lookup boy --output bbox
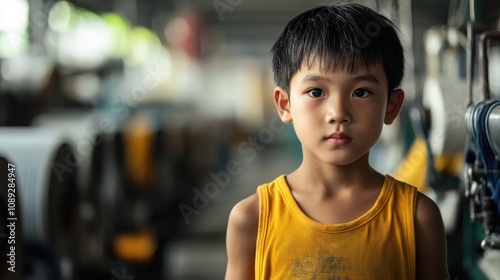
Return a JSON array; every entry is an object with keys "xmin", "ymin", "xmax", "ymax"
[{"xmin": 225, "ymin": 3, "xmax": 449, "ymax": 280}]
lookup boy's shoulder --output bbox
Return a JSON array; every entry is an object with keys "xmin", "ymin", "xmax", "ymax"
[
  {"xmin": 228, "ymin": 193, "xmax": 259, "ymax": 232},
  {"xmin": 228, "ymin": 175, "xmax": 284, "ymax": 229}
]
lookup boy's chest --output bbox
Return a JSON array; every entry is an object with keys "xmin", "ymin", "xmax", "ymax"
[{"xmin": 292, "ymin": 188, "xmax": 381, "ymax": 224}]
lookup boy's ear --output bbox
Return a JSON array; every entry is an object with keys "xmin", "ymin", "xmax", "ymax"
[
  {"xmin": 384, "ymin": 89, "xmax": 405, "ymax": 125},
  {"xmin": 274, "ymin": 87, "xmax": 292, "ymax": 123}
]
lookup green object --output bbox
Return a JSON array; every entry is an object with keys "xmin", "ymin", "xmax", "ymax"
[
  {"xmin": 125, "ymin": 27, "xmax": 162, "ymax": 66},
  {"xmin": 102, "ymin": 13, "xmax": 131, "ymax": 59}
]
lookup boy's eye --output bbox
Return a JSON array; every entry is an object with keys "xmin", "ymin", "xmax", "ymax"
[
  {"xmin": 353, "ymin": 88, "xmax": 371, "ymax": 98},
  {"xmin": 307, "ymin": 88, "xmax": 325, "ymax": 98}
]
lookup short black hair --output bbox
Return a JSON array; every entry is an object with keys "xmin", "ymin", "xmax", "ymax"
[{"xmin": 271, "ymin": 3, "xmax": 405, "ymax": 94}]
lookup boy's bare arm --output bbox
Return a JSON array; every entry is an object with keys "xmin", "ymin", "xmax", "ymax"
[
  {"xmin": 414, "ymin": 192, "xmax": 450, "ymax": 280},
  {"xmin": 225, "ymin": 194, "xmax": 259, "ymax": 280}
]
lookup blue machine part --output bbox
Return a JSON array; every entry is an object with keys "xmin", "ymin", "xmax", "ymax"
[{"xmin": 466, "ymin": 100, "xmax": 500, "ymax": 235}]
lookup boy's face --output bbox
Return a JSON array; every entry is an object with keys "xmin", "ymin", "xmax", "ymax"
[{"xmin": 274, "ymin": 59, "xmax": 404, "ymax": 166}]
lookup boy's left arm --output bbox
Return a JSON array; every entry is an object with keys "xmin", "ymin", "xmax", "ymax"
[{"xmin": 414, "ymin": 192, "xmax": 450, "ymax": 280}]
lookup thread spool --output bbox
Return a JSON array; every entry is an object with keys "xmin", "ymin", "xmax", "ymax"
[
  {"xmin": 422, "ymin": 28, "xmax": 480, "ymax": 156},
  {"xmin": 0, "ymin": 128, "xmax": 79, "ymax": 263},
  {"xmin": 423, "ymin": 76, "xmax": 468, "ymax": 156},
  {"xmin": 486, "ymin": 103, "xmax": 500, "ymax": 157},
  {"xmin": 32, "ymin": 112, "xmax": 104, "ymax": 201},
  {"xmin": 32, "ymin": 112, "xmax": 106, "ymax": 266},
  {"xmin": 0, "ymin": 156, "xmax": 21, "ymax": 280}
]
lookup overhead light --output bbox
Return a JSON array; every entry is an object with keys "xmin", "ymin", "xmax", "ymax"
[{"xmin": 48, "ymin": 1, "xmax": 73, "ymax": 33}]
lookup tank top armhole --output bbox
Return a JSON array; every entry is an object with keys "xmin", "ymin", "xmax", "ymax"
[
  {"xmin": 405, "ymin": 184, "xmax": 418, "ymax": 280},
  {"xmin": 255, "ymin": 184, "xmax": 269, "ymax": 279}
]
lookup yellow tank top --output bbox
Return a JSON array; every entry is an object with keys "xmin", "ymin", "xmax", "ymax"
[{"xmin": 255, "ymin": 174, "xmax": 417, "ymax": 280}]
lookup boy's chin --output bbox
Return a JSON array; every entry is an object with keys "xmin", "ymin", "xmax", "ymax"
[{"xmin": 317, "ymin": 153, "xmax": 370, "ymax": 167}]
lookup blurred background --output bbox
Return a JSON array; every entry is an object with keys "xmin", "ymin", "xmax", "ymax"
[{"xmin": 0, "ymin": 0, "xmax": 500, "ymax": 279}]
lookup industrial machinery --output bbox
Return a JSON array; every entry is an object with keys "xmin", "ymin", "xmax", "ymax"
[{"xmin": 464, "ymin": 28, "xmax": 500, "ymax": 278}]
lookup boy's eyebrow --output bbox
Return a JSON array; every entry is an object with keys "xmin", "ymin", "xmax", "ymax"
[
  {"xmin": 300, "ymin": 75, "xmax": 332, "ymax": 84},
  {"xmin": 300, "ymin": 74, "xmax": 380, "ymax": 85},
  {"xmin": 353, "ymin": 74, "xmax": 380, "ymax": 85}
]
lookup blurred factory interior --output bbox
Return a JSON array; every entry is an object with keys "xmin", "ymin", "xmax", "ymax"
[{"xmin": 1, "ymin": 0, "xmax": 500, "ymax": 279}]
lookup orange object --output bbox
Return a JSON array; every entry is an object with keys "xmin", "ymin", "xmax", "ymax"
[
  {"xmin": 393, "ymin": 138, "xmax": 463, "ymax": 193},
  {"xmin": 113, "ymin": 230, "xmax": 157, "ymax": 263},
  {"xmin": 124, "ymin": 114, "xmax": 156, "ymax": 189}
]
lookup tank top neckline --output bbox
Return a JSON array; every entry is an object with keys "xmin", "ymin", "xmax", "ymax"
[{"xmin": 275, "ymin": 174, "xmax": 395, "ymax": 233}]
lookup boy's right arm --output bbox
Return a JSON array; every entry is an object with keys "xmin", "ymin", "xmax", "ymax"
[{"xmin": 225, "ymin": 193, "xmax": 259, "ymax": 280}]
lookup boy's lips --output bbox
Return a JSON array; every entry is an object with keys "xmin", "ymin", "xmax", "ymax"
[{"xmin": 325, "ymin": 132, "xmax": 352, "ymax": 145}]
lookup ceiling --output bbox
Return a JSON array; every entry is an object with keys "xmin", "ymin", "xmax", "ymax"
[
  {"xmin": 63, "ymin": 0, "xmax": 499, "ymax": 57},
  {"xmin": 64, "ymin": 0, "xmax": 375, "ymax": 41},
  {"xmin": 63, "ymin": 0, "xmax": 458, "ymax": 40}
]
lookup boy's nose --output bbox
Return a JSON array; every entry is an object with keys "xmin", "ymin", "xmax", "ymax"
[{"xmin": 325, "ymin": 96, "xmax": 352, "ymax": 124}]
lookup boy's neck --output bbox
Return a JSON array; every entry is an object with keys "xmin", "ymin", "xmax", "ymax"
[{"xmin": 287, "ymin": 152, "xmax": 384, "ymax": 193}]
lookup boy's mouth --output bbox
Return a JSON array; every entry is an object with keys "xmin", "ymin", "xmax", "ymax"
[
  {"xmin": 325, "ymin": 132, "xmax": 352, "ymax": 145},
  {"xmin": 326, "ymin": 132, "xmax": 351, "ymax": 139}
]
